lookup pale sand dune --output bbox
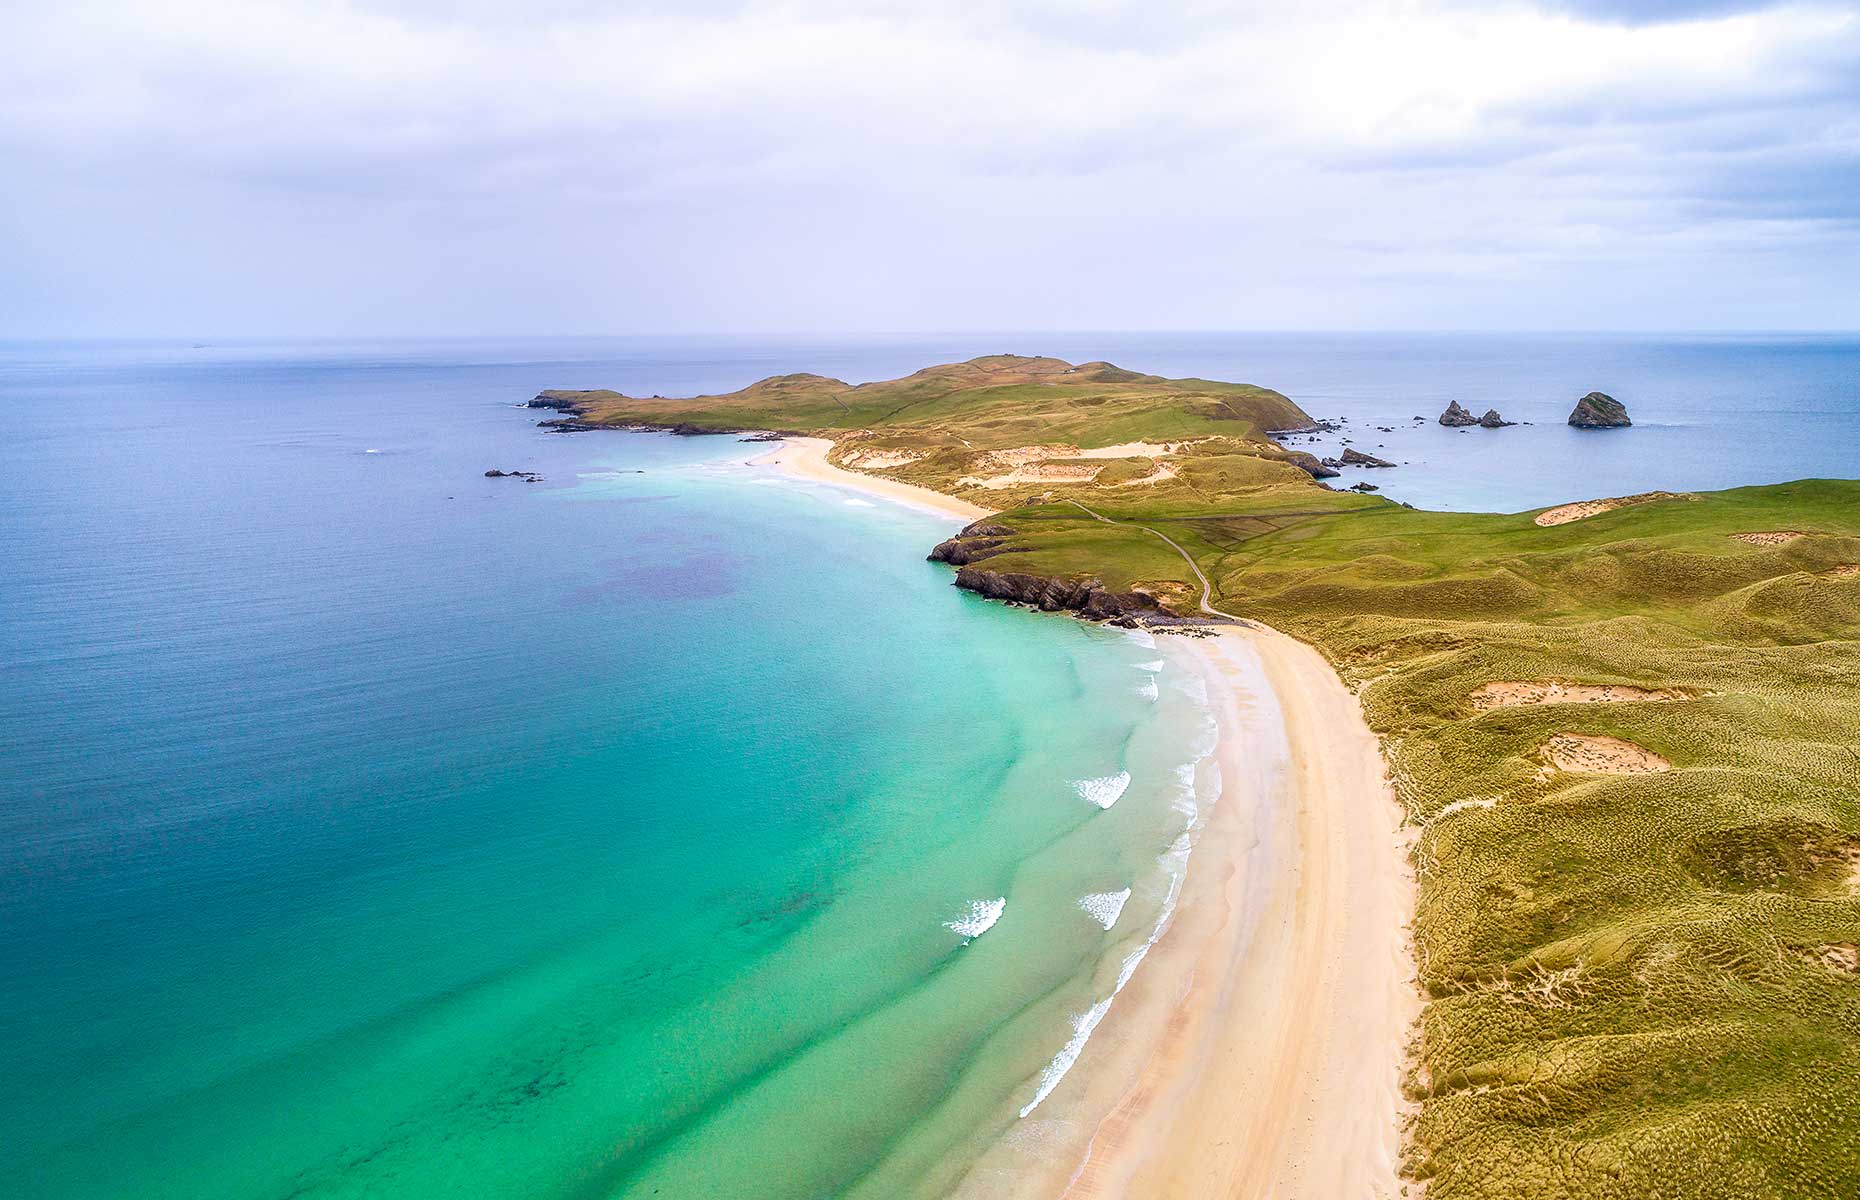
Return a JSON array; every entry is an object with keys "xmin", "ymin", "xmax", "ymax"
[
  {"xmin": 1544, "ymin": 733, "xmax": 1671, "ymax": 774},
  {"xmin": 1072, "ymin": 440, "xmax": 1186, "ymax": 459},
  {"xmin": 1730, "ymin": 530, "xmax": 1805, "ymax": 546},
  {"xmin": 1533, "ymin": 490, "xmax": 1689, "ymax": 526},
  {"xmin": 1116, "ymin": 462, "xmax": 1178, "ymax": 487},
  {"xmin": 754, "ymin": 436, "xmax": 992, "ymax": 521},
  {"xmin": 956, "ymin": 463, "xmax": 1105, "ymax": 489},
  {"xmin": 1471, "ymin": 680, "xmax": 1687, "ymax": 710}
]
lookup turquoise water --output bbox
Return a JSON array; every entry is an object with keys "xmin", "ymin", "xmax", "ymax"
[
  {"xmin": 5, "ymin": 334, "xmax": 1857, "ymax": 1198},
  {"xmin": 0, "ymin": 342, "xmax": 1210, "ymax": 1197}
]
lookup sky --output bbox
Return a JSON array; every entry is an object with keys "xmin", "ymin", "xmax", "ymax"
[{"xmin": 2, "ymin": 0, "xmax": 1857, "ymax": 336}]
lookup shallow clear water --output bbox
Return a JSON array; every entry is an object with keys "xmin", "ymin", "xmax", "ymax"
[
  {"xmin": 0, "ymin": 340, "xmax": 1209, "ymax": 1198},
  {"xmin": 3, "ymin": 333, "xmax": 1855, "ymax": 1198}
]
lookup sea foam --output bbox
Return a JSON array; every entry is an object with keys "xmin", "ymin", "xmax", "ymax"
[
  {"xmin": 1072, "ymin": 771, "xmax": 1131, "ymax": 810},
  {"xmin": 1078, "ymin": 887, "xmax": 1132, "ymax": 931},
  {"xmin": 1136, "ymin": 678, "xmax": 1159, "ymax": 702},
  {"xmin": 1132, "ymin": 659, "xmax": 1164, "ymax": 673},
  {"xmin": 945, "ymin": 897, "xmax": 1006, "ymax": 940},
  {"xmin": 1019, "ymin": 998, "xmax": 1113, "ymax": 1118}
]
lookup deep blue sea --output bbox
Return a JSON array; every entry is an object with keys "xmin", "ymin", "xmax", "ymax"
[{"xmin": 2, "ymin": 333, "xmax": 1856, "ymax": 1198}]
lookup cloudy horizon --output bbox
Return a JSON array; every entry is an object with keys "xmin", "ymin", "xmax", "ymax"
[{"xmin": 3, "ymin": 0, "xmax": 1858, "ymax": 338}]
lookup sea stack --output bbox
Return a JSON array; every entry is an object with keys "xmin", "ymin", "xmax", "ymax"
[
  {"xmin": 1439, "ymin": 400, "xmax": 1479, "ymax": 427},
  {"xmin": 1479, "ymin": 409, "xmax": 1515, "ymax": 428},
  {"xmin": 1569, "ymin": 391, "xmax": 1631, "ymax": 428}
]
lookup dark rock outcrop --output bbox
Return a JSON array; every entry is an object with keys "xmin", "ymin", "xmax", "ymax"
[
  {"xmin": 1348, "ymin": 481, "xmax": 1380, "ymax": 492},
  {"xmin": 1339, "ymin": 447, "xmax": 1395, "ymax": 468},
  {"xmin": 952, "ymin": 567, "xmax": 1173, "ymax": 622},
  {"xmin": 927, "ymin": 520, "xmax": 1018, "ymax": 567},
  {"xmin": 1439, "ymin": 400, "xmax": 1480, "ymax": 427},
  {"xmin": 1569, "ymin": 392, "xmax": 1631, "ymax": 428},
  {"xmin": 528, "ymin": 393, "xmax": 589, "ymax": 414},
  {"xmin": 485, "ymin": 469, "xmax": 543, "ymax": 482},
  {"xmin": 1283, "ymin": 450, "xmax": 1340, "ymax": 479},
  {"xmin": 1479, "ymin": 409, "xmax": 1515, "ymax": 428}
]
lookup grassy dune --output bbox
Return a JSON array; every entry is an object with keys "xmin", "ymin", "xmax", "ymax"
[{"xmin": 562, "ymin": 357, "xmax": 1860, "ymax": 1197}]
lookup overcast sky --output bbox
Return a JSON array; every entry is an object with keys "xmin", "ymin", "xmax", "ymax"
[{"xmin": 3, "ymin": 0, "xmax": 1857, "ymax": 336}]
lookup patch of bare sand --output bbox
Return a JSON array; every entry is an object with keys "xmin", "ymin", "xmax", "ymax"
[
  {"xmin": 1822, "ymin": 564, "xmax": 1860, "ymax": 578},
  {"xmin": 1072, "ymin": 440, "xmax": 1189, "ymax": 459},
  {"xmin": 1116, "ymin": 462, "xmax": 1178, "ymax": 487},
  {"xmin": 1471, "ymin": 680, "xmax": 1687, "ymax": 710},
  {"xmin": 956, "ymin": 462, "xmax": 1105, "ymax": 490},
  {"xmin": 834, "ymin": 446, "xmax": 924, "ymax": 470},
  {"xmin": 1533, "ymin": 490, "xmax": 1691, "ymax": 527},
  {"xmin": 1543, "ymin": 733, "xmax": 1671, "ymax": 775},
  {"xmin": 1730, "ymin": 530, "xmax": 1806, "ymax": 546},
  {"xmin": 1797, "ymin": 943, "xmax": 1860, "ymax": 976}
]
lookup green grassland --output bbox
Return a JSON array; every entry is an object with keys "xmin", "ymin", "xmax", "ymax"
[
  {"xmin": 565, "ymin": 357, "xmax": 1860, "ymax": 1197},
  {"xmin": 537, "ymin": 353, "xmax": 1313, "ymax": 457}
]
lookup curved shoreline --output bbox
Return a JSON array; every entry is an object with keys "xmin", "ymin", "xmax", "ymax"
[
  {"xmin": 752, "ymin": 436, "xmax": 994, "ymax": 522},
  {"xmin": 1057, "ymin": 625, "xmax": 1417, "ymax": 1199},
  {"xmin": 760, "ymin": 436, "xmax": 1419, "ymax": 1197}
]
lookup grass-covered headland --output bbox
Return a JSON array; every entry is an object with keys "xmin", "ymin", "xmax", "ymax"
[{"xmin": 541, "ymin": 356, "xmax": 1860, "ymax": 1197}]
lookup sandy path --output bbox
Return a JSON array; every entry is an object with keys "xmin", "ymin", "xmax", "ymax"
[
  {"xmin": 1060, "ymin": 625, "xmax": 1417, "ymax": 1200},
  {"xmin": 756, "ymin": 436, "xmax": 993, "ymax": 522}
]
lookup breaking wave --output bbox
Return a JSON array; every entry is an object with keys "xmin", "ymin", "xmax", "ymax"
[
  {"xmin": 1072, "ymin": 771, "xmax": 1131, "ymax": 810},
  {"xmin": 945, "ymin": 897, "xmax": 1006, "ymax": 940},
  {"xmin": 1018, "ymin": 998, "xmax": 1113, "ymax": 1118},
  {"xmin": 1078, "ymin": 887, "xmax": 1133, "ymax": 931}
]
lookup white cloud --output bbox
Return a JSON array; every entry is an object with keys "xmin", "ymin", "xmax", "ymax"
[{"xmin": 0, "ymin": 0, "xmax": 1855, "ymax": 334}]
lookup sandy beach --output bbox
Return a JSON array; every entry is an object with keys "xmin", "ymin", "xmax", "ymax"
[
  {"xmin": 756, "ymin": 436, "xmax": 993, "ymax": 522},
  {"xmin": 1053, "ymin": 625, "xmax": 1419, "ymax": 1199},
  {"xmin": 764, "ymin": 436, "xmax": 1419, "ymax": 1198}
]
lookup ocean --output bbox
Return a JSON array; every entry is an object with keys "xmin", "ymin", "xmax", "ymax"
[{"xmin": 3, "ymin": 333, "xmax": 1856, "ymax": 1198}]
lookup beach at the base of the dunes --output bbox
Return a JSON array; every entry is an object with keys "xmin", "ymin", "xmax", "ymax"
[
  {"xmin": 764, "ymin": 435, "xmax": 1419, "ymax": 1199},
  {"xmin": 755, "ymin": 435, "xmax": 994, "ymax": 522}
]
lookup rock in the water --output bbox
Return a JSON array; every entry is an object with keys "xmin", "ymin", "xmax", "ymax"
[
  {"xmin": 1568, "ymin": 392, "xmax": 1631, "ymax": 428},
  {"xmin": 1439, "ymin": 400, "xmax": 1480, "ymax": 427},
  {"xmin": 1284, "ymin": 450, "xmax": 1340, "ymax": 479},
  {"xmin": 1479, "ymin": 409, "xmax": 1515, "ymax": 428},
  {"xmin": 485, "ymin": 469, "xmax": 544, "ymax": 482},
  {"xmin": 1339, "ymin": 447, "xmax": 1395, "ymax": 468},
  {"xmin": 1348, "ymin": 481, "xmax": 1380, "ymax": 492}
]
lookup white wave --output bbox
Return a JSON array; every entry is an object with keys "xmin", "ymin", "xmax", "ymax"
[
  {"xmin": 1072, "ymin": 771, "xmax": 1131, "ymax": 810},
  {"xmin": 1172, "ymin": 672, "xmax": 1209, "ymax": 706},
  {"xmin": 1019, "ymin": 997, "xmax": 1113, "ymax": 1118},
  {"xmin": 945, "ymin": 897, "xmax": 1006, "ymax": 940},
  {"xmin": 363, "ymin": 448, "xmax": 381, "ymax": 454},
  {"xmin": 1136, "ymin": 678, "xmax": 1159, "ymax": 702},
  {"xmin": 1078, "ymin": 887, "xmax": 1132, "ymax": 931},
  {"xmin": 1132, "ymin": 659, "xmax": 1164, "ymax": 673},
  {"xmin": 1121, "ymin": 628, "xmax": 1157, "ymax": 650},
  {"xmin": 1171, "ymin": 762, "xmax": 1200, "ymax": 820},
  {"xmin": 843, "ymin": 498, "xmax": 876, "ymax": 507}
]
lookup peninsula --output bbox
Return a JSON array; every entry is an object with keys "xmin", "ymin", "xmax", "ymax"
[{"xmin": 538, "ymin": 355, "xmax": 1860, "ymax": 1198}]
